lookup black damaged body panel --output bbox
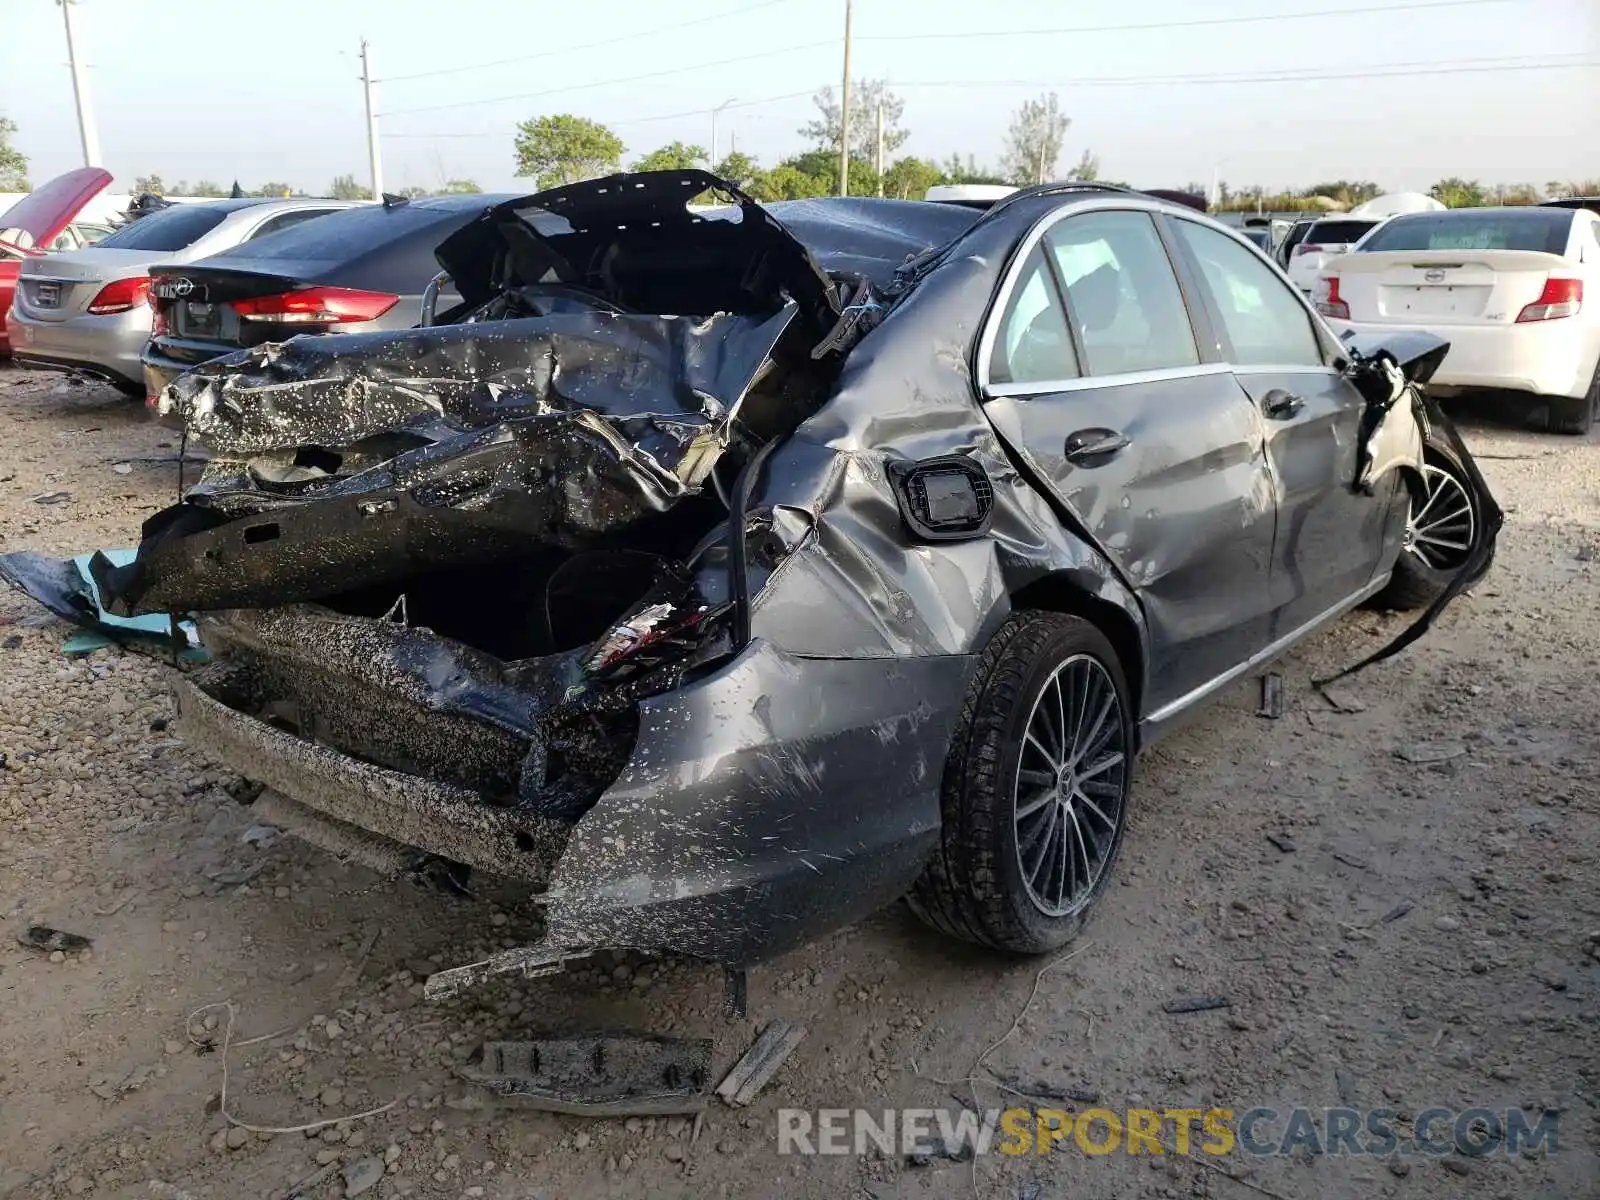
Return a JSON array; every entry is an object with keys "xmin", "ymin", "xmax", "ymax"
[{"xmin": 20, "ymin": 175, "xmax": 1500, "ymax": 973}]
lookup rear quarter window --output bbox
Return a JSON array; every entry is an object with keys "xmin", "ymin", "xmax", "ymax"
[
  {"xmin": 1304, "ymin": 220, "xmax": 1380, "ymax": 244},
  {"xmin": 1360, "ymin": 210, "xmax": 1572, "ymax": 255}
]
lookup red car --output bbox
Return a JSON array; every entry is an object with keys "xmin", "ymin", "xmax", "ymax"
[{"xmin": 0, "ymin": 167, "xmax": 113, "ymax": 356}]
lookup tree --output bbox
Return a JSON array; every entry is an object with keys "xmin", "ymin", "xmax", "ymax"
[
  {"xmin": 440, "ymin": 179, "xmax": 482, "ymax": 194},
  {"xmin": 330, "ymin": 174, "xmax": 373, "ymax": 200},
  {"xmin": 745, "ymin": 164, "xmax": 832, "ymax": 202},
  {"xmin": 398, "ymin": 186, "xmax": 430, "ymax": 199},
  {"xmin": 132, "ymin": 174, "xmax": 167, "ymax": 196},
  {"xmin": 799, "ymin": 80, "xmax": 909, "ymax": 165},
  {"xmin": 514, "ymin": 114, "xmax": 624, "ymax": 189},
  {"xmin": 1307, "ymin": 180, "xmax": 1382, "ymax": 207},
  {"xmin": 940, "ymin": 154, "xmax": 1009, "ymax": 186},
  {"xmin": 713, "ymin": 151, "xmax": 759, "ymax": 189},
  {"xmin": 1001, "ymin": 93, "xmax": 1070, "ymax": 186},
  {"xmin": 191, "ymin": 180, "xmax": 226, "ymax": 197},
  {"xmin": 254, "ymin": 182, "xmax": 294, "ymax": 198},
  {"xmin": 881, "ymin": 156, "xmax": 942, "ymax": 200},
  {"xmin": 1429, "ymin": 177, "xmax": 1487, "ymax": 208},
  {"xmin": 1069, "ymin": 150, "xmax": 1100, "ymax": 182},
  {"xmin": 631, "ymin": 142, "xmax": 707, "ymax": 172},
  {"xmin": 0, "ymin": 117, "xmax": 27, "ymax": 190}
]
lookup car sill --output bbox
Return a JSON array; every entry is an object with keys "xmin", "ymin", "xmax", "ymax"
[{"xmin": 1138, "ymin": 573, "xmax": 1391, "ymax": 745}]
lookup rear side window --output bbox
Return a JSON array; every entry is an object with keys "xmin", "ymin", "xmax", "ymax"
[
  {"xmin": 1360, "ymin": 210, "xmax": 1572, "ymax": 255},
  {"xmin": 1173, "ymin": 220, "xmax": 1323, "ymax": 368},
  {"xmin": 95, "ymin": 205, "xmax": 229, "ymax": 252},
  {"xmin": 1045, "ymin": 210, "xmax": 1197, "ymax": 376},
  {"xmin": 1304, "ymin": 220, "xmax": 1379, "ymax": 245},
  {"xmin": 990, "ymin": 245, "xmax": 1079, "ymax": 385}
]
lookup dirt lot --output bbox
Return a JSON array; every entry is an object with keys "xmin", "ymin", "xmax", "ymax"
[{"xmin": 0, "ymin": 363, "xmax": 1595, "ymax": 1200}]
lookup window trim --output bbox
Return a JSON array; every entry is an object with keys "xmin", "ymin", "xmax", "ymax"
[
  {"xmin": 1161, "ymin": 213, "xmax": 1340, "ymax": 371},
  {"xmin": 989, "ymin": 243, "xmax": 1083, "ymax": 387},
  {"xmin": 976, "ymin": 199, "xmax": 1216, "ymax": 399}
]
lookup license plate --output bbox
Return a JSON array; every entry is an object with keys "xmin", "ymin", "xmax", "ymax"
[
  {"xmin": 153, "ymin": 278, "xmax": 206, "ymax": 301},
  {"xmin": 183, "ymin": 301, "xmax": 219, "ymax": 336},
  {"xmin": 34, "ymin": 282, "xmax": 60, "ymax": 308}
]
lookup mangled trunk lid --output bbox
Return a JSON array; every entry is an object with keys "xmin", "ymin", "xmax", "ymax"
[{"xmin": 102, "ymin": 169, "xmax": 843, "ymax": 618}]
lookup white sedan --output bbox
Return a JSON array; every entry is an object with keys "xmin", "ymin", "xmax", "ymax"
[{"xmin": 1316, "ymin": 206, "xmax": 1600, "ymax": 433}]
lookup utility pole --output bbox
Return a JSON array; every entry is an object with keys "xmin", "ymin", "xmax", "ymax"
[
  {"xmin": 711, "ymin": 98, "xmax": 737, "ymax": 172},
  {"xmin": 360, "ymin": 38, "xmax": 383, "ymax": 199},
  {"xmin": 58, "ymin": 0, "xmax": 102, "ymax": 168},
  {"xmin": 875, "ymin": 100, "xmax": 884, "ymax": 196},
  {"xmin": 838, "ymin": 0, "xmax": 853, "ymax": 197}
]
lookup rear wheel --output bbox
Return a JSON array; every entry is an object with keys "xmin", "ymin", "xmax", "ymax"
[
  {"xmin": 1546, "ymin": 359, "xmax": 1599, "ymax": 435},
  {"xmin": 908, "ymin": 612, "xmax": 1133, "ymax": 954},
  {"xmin": 1373, "ymin": 443, "xmax": 1478, "ymax": 610}
]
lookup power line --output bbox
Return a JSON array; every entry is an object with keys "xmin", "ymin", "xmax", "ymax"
[
  {"xmin": 376, "ymin": 0, "xmax": 799, "ymax": 83},
  {"xmin": 887, "ymin": 54, "xmax": 1597, "ymax": 91},
  {"xmin": 378, "ymin": 40, "xmax": 836, "ymax": 117},
  {"xmin": 855, "ymin": 0, "xmax": 1509, "ymax": 43},
  {"xmin": 380, "ymin": 55, "xmax": 1595, "ymax": 139}
]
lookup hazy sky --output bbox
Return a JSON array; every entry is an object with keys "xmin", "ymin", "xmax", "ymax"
[{"xmin": 2, "ymin": 0, "xmax": 1596, "ymax": 197}]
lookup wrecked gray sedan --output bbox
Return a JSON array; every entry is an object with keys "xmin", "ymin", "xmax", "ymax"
[{"xmin": 18, "ymin": 171, "xmax": 1499, "ymax": 984}]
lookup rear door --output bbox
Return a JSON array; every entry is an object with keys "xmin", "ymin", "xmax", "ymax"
[
  {"xmin": 1166, "ymin": 216, "xmax": 1399, "ymax": 635},
  {"xmin": 978, "ymin": 207, "xmax": 1278, "ymax": 712}
]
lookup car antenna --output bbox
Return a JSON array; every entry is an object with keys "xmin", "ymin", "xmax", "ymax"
[{"xmin": 381, "ymin": 192, "xmax": 410, "ymax": 210}]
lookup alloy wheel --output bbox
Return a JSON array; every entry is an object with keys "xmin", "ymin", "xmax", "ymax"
[
  {"xmin": 1012, "ymin": 655, "xmax": 1128, "ymax": 918},
  {"xmin": 1404, "ymin": 463, "xmax": 1475, "ymax": 572}
]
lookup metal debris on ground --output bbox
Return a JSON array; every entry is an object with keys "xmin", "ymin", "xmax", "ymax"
[
  {"xmin": 1256, "ymin": 672, "xmax": 1284, "ymax": 719},
  {"xmin": 1162, "ymin": 995, "xmax": 1232, "ymax": 1014},
  {"xmin": 716, "ymin": 1019, "xmax": 808, "ymax": 1107},
  {"xmin": 1265, "ymin": 832, "xmax": 1297, "ymax": 853},
  {"xmin": 1381, "ymin": 899, "xmax": 1416, "ymax": 924},
  {"xmin": 30, "ymin": 490, "xmax": 71, "ymax": 505},
  {"xmin": 460, "ymin": 1034, "xmax": 712, "ymax": 1116},
  {"xmin": 1395, "ymin": 740, "xmax": 1467, "ymax": 765},
  {"xmin": 17, "ymin": 926, "xmax": 93, "ymax": 953}
]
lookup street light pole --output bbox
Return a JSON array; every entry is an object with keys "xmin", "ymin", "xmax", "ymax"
[
  {"xmin": 839, "ymin": 0, "xmax": 853, "ymax": 196},
  {"xmin": 361, "ymin": 38, "xmax": 384, "ymax": 198},
  {"xmin": 58, "ymin": 0, "xmax": 102, "ymax": 168}
]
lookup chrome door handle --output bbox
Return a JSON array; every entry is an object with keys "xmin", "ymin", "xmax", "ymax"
[
  {"xmin": 1064, "ymin": 429, "xmax": 1131, "ymax": 464},
  {"xmin": 1263, "ymin": 389, "xmax": 1305, "ymax": 419}
]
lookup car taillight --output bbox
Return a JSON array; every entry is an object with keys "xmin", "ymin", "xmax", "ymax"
[
  {"xmin": 229, "ymin": 286, "xmax": 400, "ymax": 324},
  {"xmin": 86, "ymin": 276, "xmax": 151, "ymax": 315},
  {"xmin": 1516, "ymin": 276, "xmax": 1582, "ymax": 323},
  {"xmin": 1315, "ymin": 276, "xmax": 1350, "ymax": 320},
  {"xmin": 148, "ymin": 288, "xmax": 168, "ymax": 335},
  {"xmin": 1294, "ymin": 243, "xmax": 1323, "ymax": 257}
]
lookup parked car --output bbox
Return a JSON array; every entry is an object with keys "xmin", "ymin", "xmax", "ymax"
[
  {"xmin": 1316, "ymin": 205, "xmax": 1600, "ymax": 433},
  {"xmin": 8, "ymin": 173, "xmax": 1495, "ymax": 979},
  {"xmin": 0, "ymin": 166, "xmax": 113, "ymax": 357},
  {"xmin": 1239, "ymin": 226, "xmax": 1272, "ymax": 251},
  {"xmin": 1283, "ymin": 216, "xmax": 1386, "ymax": 295},
  {"xmin": 142, "ymin": 193, "xmax": 515, "ymax": 404},
  {"xmin": 5, "ymin": 197, "xmax": 358, "ymax": 393},
  {"xmin": 1541, "ymin": 196, "xmax": 1600, "ymax": 215}
]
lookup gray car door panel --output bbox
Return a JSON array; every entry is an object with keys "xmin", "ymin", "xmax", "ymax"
[{"xmin": 982, "ymin": 372, "xmax": 1276, "ymax": 712}]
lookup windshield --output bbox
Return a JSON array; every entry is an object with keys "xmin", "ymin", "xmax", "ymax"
[
  {"xmin": 1360, "ymin": 210, "xmax": 1572, "ymax": 255},
  {"xmin": 95, "ymin": 205, "xmax": 230, "ymax": 252},
  {"xmin": 1304, "ymin": 219, "xmax": 1380, "ymax": 245}
]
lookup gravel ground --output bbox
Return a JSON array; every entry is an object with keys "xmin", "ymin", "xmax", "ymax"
[{"xmin": 0, "ymin": 363, "xmax": 1595, "ymax": 1200}]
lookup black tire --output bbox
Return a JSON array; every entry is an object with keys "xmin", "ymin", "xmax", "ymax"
[
  {"xmin": 1546, "ymin": 361, "xmax": 1599, "ymax": 435},
  {"xmin": 1373, "ymin": 441, "xmax": 1479, "ymax": 611},
  {"xmin": 907, "ymin": 611, "xmax": 1133, "ymax": 954}
]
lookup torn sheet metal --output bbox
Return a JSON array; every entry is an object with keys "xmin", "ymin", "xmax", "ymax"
[
  {"xmin": 0, "ymin": 548, "xmax": 202, "ymax": 658},
  {"xmin": 459, "ymin": 1035, "xmax": 712, "ymax": 1116},
  {"xmin": 116, "ymin": 305, "xmax": 800, "ymax": 617},
  {"xmin": 1343, "ymin": 330, "xmax": 1447, "ymax": 494}
]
